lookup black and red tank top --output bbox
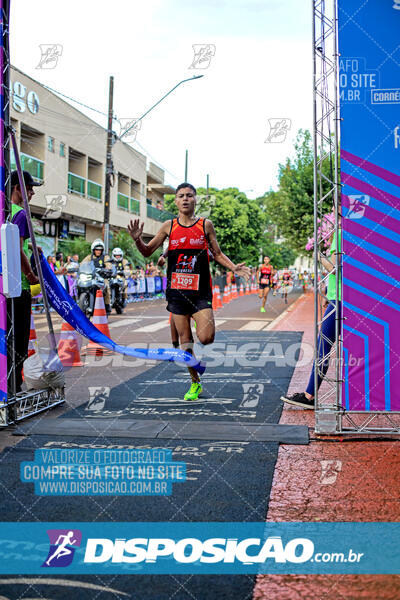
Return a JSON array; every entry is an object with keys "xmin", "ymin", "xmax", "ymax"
[
  {"xmin": 259, "ymin": 264, "xmax": 272, "ymax": 284},
  {"xmin": 166, "ymin": 218, "xmax": 212, "ymax": 299}
]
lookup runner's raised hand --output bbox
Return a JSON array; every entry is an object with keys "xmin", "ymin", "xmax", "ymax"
[
  {"xmin": 128, "ymin": 219, "xmax": 144, "ymax": 241},
  {"xmin": 234, "ymin": 263, "xmax": 251, "ymax": 281}
]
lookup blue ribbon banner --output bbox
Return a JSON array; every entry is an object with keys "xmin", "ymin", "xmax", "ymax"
[
  {"xmin": 0, "ymin": 522, "xmax": 399, "ymax": 574},
  {"xmin": 39, "ymin": 254, "xmax": 205, "ymax": 374}
]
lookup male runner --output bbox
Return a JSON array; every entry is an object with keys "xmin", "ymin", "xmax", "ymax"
[
  {"xmin": 281, "ymin": 266, "xmax": 292, "ymax": 304},
  {"xmin": 157, "ymin": 251, "xmax": 180, "ymax": 348},
  {"xmin": 128, "ymin": 182, "xmax": 250, "ymax": 401},
  {"xmin": 257, "ymin": 256, "xmax": 273, "ymax": 313}
]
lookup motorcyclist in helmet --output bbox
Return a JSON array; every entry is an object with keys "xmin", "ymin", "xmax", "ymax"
[
  {"xmin": 82, "ymin": 238, "xmax": 112, "ymax": 314},
  {"xmin": 111, "ymin": 247, "xmax": 130, "ymax": 303}
]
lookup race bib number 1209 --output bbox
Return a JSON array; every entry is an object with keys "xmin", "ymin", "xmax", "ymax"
[{"xmin": 171, "ymin": 272, "xmax": 199, "ymax": 291}]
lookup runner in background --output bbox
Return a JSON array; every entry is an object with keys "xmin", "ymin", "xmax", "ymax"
[
  {"xmin": 280, "ymin": 266, "xmax": 292, "ymax": 304},
  {"xmin": 302, "ymin": 271, "xmax": 308, "ymax": 293},
  {"xmin": 129, "ymin": 182, "xmax": 250, "ymax": 401},
  {"xmin": 272, "ymin": 267, "xmax": 278, "ymax": 296},
  {"xmin": 257, "ymin": 256, "xmax": 273, "ymax": 313}
]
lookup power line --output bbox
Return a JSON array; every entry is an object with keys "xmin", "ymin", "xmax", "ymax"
[
  {"xmin": 133, "ymin": 139, "xmax": 181, "ymax": 185},
  {"xmin": 41, "ymin": 83, "xmax": 108, "ymax": 118}
]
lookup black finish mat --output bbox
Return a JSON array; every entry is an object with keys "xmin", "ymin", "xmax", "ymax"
[
  {"xmin": 0, "ymin": 330, "xmax": 303, "ymax": 599},
  {"xmin": 0, "ymin": 435, "xmax": 278, "ymax": 522},
  {"xmin": 63, "ymin": 330, "xmax": 303, "ymax": 423},
  {"xmin": 15, "ymin": 418, "xmax": 309, "ymax": 444},
  {"xmin": 0, "ymin": 434, "xmax": 279, "ymax": 599}
]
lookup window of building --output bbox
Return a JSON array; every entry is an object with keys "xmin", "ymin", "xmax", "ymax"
[
  {"xmin": 48, "ymin": 137, "xmax": 54, "ymax": 152},
  {"xmin": 60, "ymin": 142, "xmax": 65, "ymax": 157}
]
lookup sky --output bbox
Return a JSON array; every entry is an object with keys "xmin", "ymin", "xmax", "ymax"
[{"xmin": 10, "ymin": 0, "xmax": 312, "ymax": 198}]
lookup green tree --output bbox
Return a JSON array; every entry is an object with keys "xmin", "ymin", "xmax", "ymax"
[
  {"xmin": 165, "ymin": 187, "xmax": 265, "ymax": 265},
  {"xmin": 58, "ymin": 237, "xmax": 91, "ymax": 261},
  {"xmin": 111, "ymin": 230, "xmax": 162, "ymax": 267},
  {"xmin": 261, "ymin": 129, "xmax": 332, "ymax": 254}
]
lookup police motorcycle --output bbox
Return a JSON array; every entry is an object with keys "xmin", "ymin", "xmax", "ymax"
[
  {"xmin": 77, "ymin": 239, "xmax": 113, "ymax": 316},
  {"xmin": 109, "ymin": 247, "xmax": 129, "ymax": 314}
]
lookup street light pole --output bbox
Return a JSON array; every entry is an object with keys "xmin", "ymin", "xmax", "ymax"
[
  {"xmin": 184, "ymin": 149, "xmax": 188, "ymax": 181},
  {"xmin": 103, "ymin": 75, "xmax": 114, "ymax": 255},
  {"xmin": 103, "ymin": 74, "xmax": 203, "ymax": 249}
]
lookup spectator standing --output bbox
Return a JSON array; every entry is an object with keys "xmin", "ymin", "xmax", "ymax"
[
  {"xmin": 47, "ymin": 255, "xmax": 55, "ymax": 271},
  {"xmin": 7, "ymin": 170, "xmax": 41, "ymax": 394}
]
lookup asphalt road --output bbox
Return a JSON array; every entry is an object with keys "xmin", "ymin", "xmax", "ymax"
[{"xmin": 1, "ymin": 286, "xmax": 302, "ymax": 449}]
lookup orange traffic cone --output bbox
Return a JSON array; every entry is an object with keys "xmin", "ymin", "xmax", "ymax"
[
  {"xmin": 245, "ymin": 283, "xmax": 251, "ymax": 295},
  {"xmin": 58, "ymin": 321, "xmax": 83, "ymax": 367},
  {"xmin": 27, "ymin": 312, "xmax": 38, "ymax": 358},
  {"xmin": 223, "ymin": 285, "xmax": 230, "ymax": 304},
  {"xmin": 239, "ymin": 285, "xmax": 244, "ymax": 297},
  {"xmin": 212, "ymin": 286, "xmax": 218, "ymax": 310},
  {"xmin": 215, "ymin": 286, "xmax": 223, "ymax": 309},
  {"xmin": 81, "ymin": 290, "xmax": 113, "ymax": 357},
  {"xmin": 232, "ymin": 285, "xmax": 238, "ymax": 300},
  {"xmin": 22, "ymin": 312, "xmax": 38, "ymax": 380}
]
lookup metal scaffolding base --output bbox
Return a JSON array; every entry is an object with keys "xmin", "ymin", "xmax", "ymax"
[
  {"xmin": 316, "ymin": 409, "xmax": 400, "ymax": 436},
  {"xmin": 0, "ymin": 388, "xmax": 65, "ymax": 426}
]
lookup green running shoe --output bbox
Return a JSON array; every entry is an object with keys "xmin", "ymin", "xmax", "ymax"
[
  {"xmin": 184, "ymin": 381, "xmax": 202, "ymax": 401},
  {"xmin": 260, "ymin": 307, "xmax": 266, "ymax": 313}
]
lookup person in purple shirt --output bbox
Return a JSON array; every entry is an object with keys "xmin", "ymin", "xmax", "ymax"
[{"xmin": 7, "ymin": 170, "xmax": 41, "ymax": 394}]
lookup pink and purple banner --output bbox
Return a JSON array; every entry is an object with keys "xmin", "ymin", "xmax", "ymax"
[{"xmin": 339, "ymin": 0, "xmax": 400, "ymax": 411}]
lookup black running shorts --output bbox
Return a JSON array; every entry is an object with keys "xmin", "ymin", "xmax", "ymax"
[{"xmin": 167, "ymin": 296, "xmax": 213, "ymax": 316}]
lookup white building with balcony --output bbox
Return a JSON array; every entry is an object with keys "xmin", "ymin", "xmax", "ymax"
[{"xmin": 9, "ymin": 66, "xmax": 175, "ymax": 252}]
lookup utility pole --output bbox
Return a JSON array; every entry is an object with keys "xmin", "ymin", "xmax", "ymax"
[
  {"xmin": 184, "ymin": 149, "xmax": 188, "ymax": 181},
  {"xmin": 103, "ymin": 75, "xmax": 114, "ymax": 255}
]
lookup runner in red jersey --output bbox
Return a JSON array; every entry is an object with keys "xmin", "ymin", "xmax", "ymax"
[
  {"xmin": 128, "ymin": 183, "xmax": 250, "ymax": 401},
  {"xmin": 257, "ymin": 256, "xmax": 273, "ymax": 313},
  {"xmin": 281, "ymin": 266, "xmax": 292, "ymax": 304}
]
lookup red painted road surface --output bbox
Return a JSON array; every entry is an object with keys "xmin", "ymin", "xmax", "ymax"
[{"xmin": 253, "ymin": 292, "xmax": 400, "ymax": 600}]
